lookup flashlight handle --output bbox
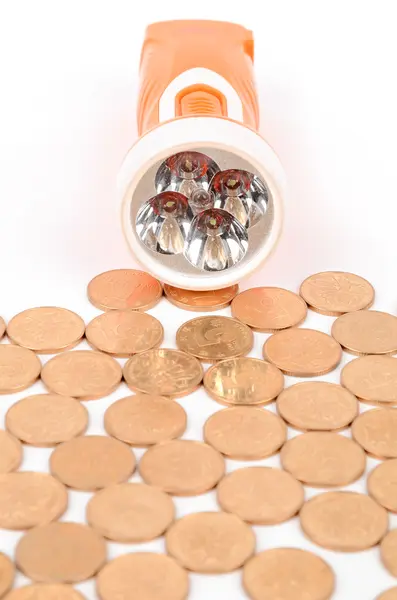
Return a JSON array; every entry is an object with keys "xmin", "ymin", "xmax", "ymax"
[{"xmin": 137, "ymin": 20, "xmax": 259, "ymax": 136}]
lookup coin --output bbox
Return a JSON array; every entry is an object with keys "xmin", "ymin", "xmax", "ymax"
[
  {"xmin": 16, "ymin": 522, "xmax": 107, "ymax": 583},
  {"xmin": 4, "ymin": 584, "xmax": 87, "ymax": 600},
  {"xmin": 280, "ymin": 431, "xmax": 366, "ymax": 487},
  {"xmin": 300, "ymin": 491, "xmax": 388, "ymax": 551},
  {"xmin": 0, "ymin": 345, "xmax": 41, "ymax": 394},
  {"xmin": 216, "ymin": 466, "xmax": 304, "ymax": 525},
  {"xmin": 377, "ymin": 589, "xmax": 397, "ymax": 600},
  {"xmin": 176, "ymin": 316, "xmax": 253, "ymax": 362},
  {"xmin": 164, "ymin": 284, "xmax": 238, "ymax": 311},
  {"xmin": 0, "ymin": 317, "xmax": 5, "ymax": 339},
  {"xmin": 104, "ymin": 394, "xmax": 187, "ymax": 446},
  {"xmin": 41, "ymin": 350, "xmax": 122, "ymax": 400},
  {"xmin": 299, "ymin": 271, "xmax": 374, "ymax": 316},
  {"xmin": 277, "ymin": 382, "xmax": 358, "ymax": 431},
  {"xmin": 123, "ymin": 349, "xmax": 203, "ymax": 398},
  {"xmin": 381, "ymin": 530, "xmax": 397, "ymax": 576},
  {"xmin": 204, "ymin": 358, "xmax": 284, "ymax": 406},
  {"xmin": 243, "ymin": 548, "xmax": 335, "ymax": 600},
  {"xmin": 0, "ymin": 552, "xmax": 14, "ymax": 598},
  {"xmin": 0, "ymin": 430, "xmax": 22, "ymax": 474},
  {"xmin": 231, "ymin": 287, "xmax": 307, "ymax": 332},
  {"xmin": 341, "ymin": 355, "xmax": 397, "ymax": 405},
  {"xmin": 331, "ymin": 310, "xmax": 397, "ymax": 355},
  {"xmin": 139, "ymin": 439, "xmax": 225, "ymax": 495},
  {"xmin": 85, "ymin": 310, "xmax": 163, "ymax": 357},
  {"xmin": 263, "ymin": 328, "xmax": 342, "ymax": 376},
  {"xmin": 96, "ymin": 553, "xmax": 188, "ymax": 600},
  {"xmin": 204, "ymin": 407, "xmax": 287, "ymax": 459},
  {"xmin": 0, "ymin": 472, "xmax": 67, "ymax": 529},
  {"xmin": 87, "ymin": 482, "xmax": 175, "ymax": 542},
  {"xmin": 6, "ymin": 394, "xmax": 88, "ymax": 446},
  {"xmin": 166, "ymin": 512, "xmax": 255, "ymax": 573},
  {"xmin": 87, "ymin": 269, "xmax": 162, "ymax": 311},
  {"xmin": 50, "ymin": 435, "xmax": 135, "ymax": 490},
  {"xmin": 352, "ymin": 408, "xmax": 397, "ymax": 458},
  {"xmin": 368, "ymin": 459, "xmax": 397, "ymax": 512},
  {"xmin": 6, "ymin": 307, "xmax": 85, "ymax": 354}
]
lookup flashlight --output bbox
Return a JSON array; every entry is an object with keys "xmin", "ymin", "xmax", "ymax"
[{"xmin": 119, "ymin": 20, "xmax": 286, "ymax": 290}]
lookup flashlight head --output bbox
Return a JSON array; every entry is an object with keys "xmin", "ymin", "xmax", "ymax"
[
  {"xmin": 119, "ymin": 117, "xmax": 285, "ymax": 290},
  {"xmin": 136, "ymin": 151, "xmax": 267, "ymax": 272}
]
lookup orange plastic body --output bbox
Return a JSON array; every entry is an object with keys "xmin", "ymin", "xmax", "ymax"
[{"xmin": 137, "ymin": 20, "xmax": 259, "ymax": 136}]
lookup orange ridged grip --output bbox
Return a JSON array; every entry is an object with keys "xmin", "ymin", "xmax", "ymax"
[{"xmin": 137, "ymin": 20, "xmax": 259, "ymax": 136}]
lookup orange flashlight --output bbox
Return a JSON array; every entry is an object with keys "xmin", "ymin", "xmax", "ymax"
[{"xmin": 119, "ymin": 20, "xmax": 285, "ymax": 290}]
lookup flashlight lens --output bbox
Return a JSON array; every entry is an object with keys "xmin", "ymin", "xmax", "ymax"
[
  {"xmin": 210, "ymin": 169, "xmax": 269, "ymax": 228},
  {"xmin": 155, "ymin": 151, "xmax": 220, "ymax": 200},
  {"xmin": 135, "ymin": 151, "xmax": 271, "ymax": 274},
  {"xmin": 184, "ymin": 208, "xmax": 248, "ymax": 271},
  {"xmin": 136, "ymin": 191, "xmax": 193, "ymax": 255}
]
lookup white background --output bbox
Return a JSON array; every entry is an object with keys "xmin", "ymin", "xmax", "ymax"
[{"xmin": 1, "ymin": 1, "xmax": 397, "ymax": 599}]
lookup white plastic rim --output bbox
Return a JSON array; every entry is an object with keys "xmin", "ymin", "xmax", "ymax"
[{"xmin": 119, "ymin": 116, "xmax": 286, "ymax": 290}]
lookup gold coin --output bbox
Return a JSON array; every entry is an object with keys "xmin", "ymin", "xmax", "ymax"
[
  {"xmin": 204, "ymin": 358, "xmax": 284, "ymax": 406},
  {"xmin": 6, "ymin": 307, "xmax": 85, "ymax": 354},
  {"xmin": 277, "ymin": 382, "xmax": 358, "ymax": 431},
  {"xmin": 231, "ymin": 287, "xmax": 307, "ymax": 332},
  {"xmin": 87, "ymin": 269, "xmax": 162, "ymax": 311},
  {"xmin": 352, "ymin": 408, "xmax": 397, "ymax": 458},
  {"xmin": 0, "ymin": 430, "xmax": 22, "ymax": 474},
  {"xmin": 87, "ymin": 482, "xmax": 175, "ymax": 542},
  {"xmin": 377, "ymin": 589, "xmax": 397, "ymax": 600},
  {"xmin": 0, "ymin": 552, "xmax": 14, "ymax": 598},
  {"xmin": 243, "ymin": 548, "xmax": 335, "ymax": 600},
  {"xmin": 4, "ymin": 584, "xmax": 87, "ymax": 600},
  {"xmin": 0, "ymin": 472, "xmax": 67, "ymax": 529},
  {"xmin": 6, "ymin": 394, "xmax": 88, "ymax": 446},
  {"xmin": 216, "ymin": 466, "xmax": 304, "ymax": 525},
  {"xmin": 164, "ymin": 284, "xmax": 238, "ymax": 311},
  {"xmin": 16, "ymin": 522, "xmax": 106, "ymax": 583},
  {"xmin": 368, "ymin": 458, "xmax": 397, "ymax": 512},
  {"xmin": 300, "ymin": 491, "xmax": 388, "ymax": 551},
  {"xmin": 0, "ymin": 317, "xmax": 5, "ymax": 340},
  {"xmin": 331, "ymin": 310, "xmax": 397, "ymax": 355},
  {"xmin": 96, "ymin": 553, "xmax": 188, "ymax": 600},
  {"xmin": 165, "ymin": 512, "xmax": 255, "ymax": 573},
  {"xmin": 176, "ymin": 316, "xmax": 253, "ymax": 362},
  {"xmin": 104, "ymin": 394, "xmax": 186, "ymax": 446},
  {"xmin": 299, "ymin": 271, "xmax": 374, "ymax": 316},
  {"xmin": 85, "ymin": 310, "xmax": 163, "ymax": 357},
  {"xmin": 263, "ymin": 328, "xmax": 342, "ymax": 377},
  {"xmin": 41, "ymin": 350, "xmax": 122, "ymax": 400},
  {"xmin": 0, "ymin": 345, "xmax": 41, "ymax": 394},
  {"xmin": 341, "ymin": 355, "xmax": 397, "ymax": 405},
  {"xmin": 139, "ymin": 439, "xmax": 225, "ymax": 496},
  {"xmin": 280, "ymin": 432, "xmax": 366, "ymax": 487},
  {"xmin": 204, "ymin": 406, "xmax": 287, "ymax": 459},
  {"xmin": 123, "ymin": 349, "xmax": 203, "ymax": 398},
  {"xmin": 50, "ymin": 435, "xmax": 135, "ymax": 490},
  {"xmin": 381, "ymin": 530, "xmax": 397, "ymax": 577}
]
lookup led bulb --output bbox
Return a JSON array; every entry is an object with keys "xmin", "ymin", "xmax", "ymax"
[
  {"xmin": 189, "ymin": 188, "xmax": 215, "ymax": 215},
  {"xmin": 210, "ymin": 169, "xmax": 269, "ymax": 228},
  {"xmin": 155, "ymin": 151, "xmax": 220, "ymax": 200},
  {"xmin": 184, "ymin": 208, "xmax": 248, "ymax": 271},
  {"xmin": 136, "ymin": 191, "xmax": 193, "ymax": 255}
]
